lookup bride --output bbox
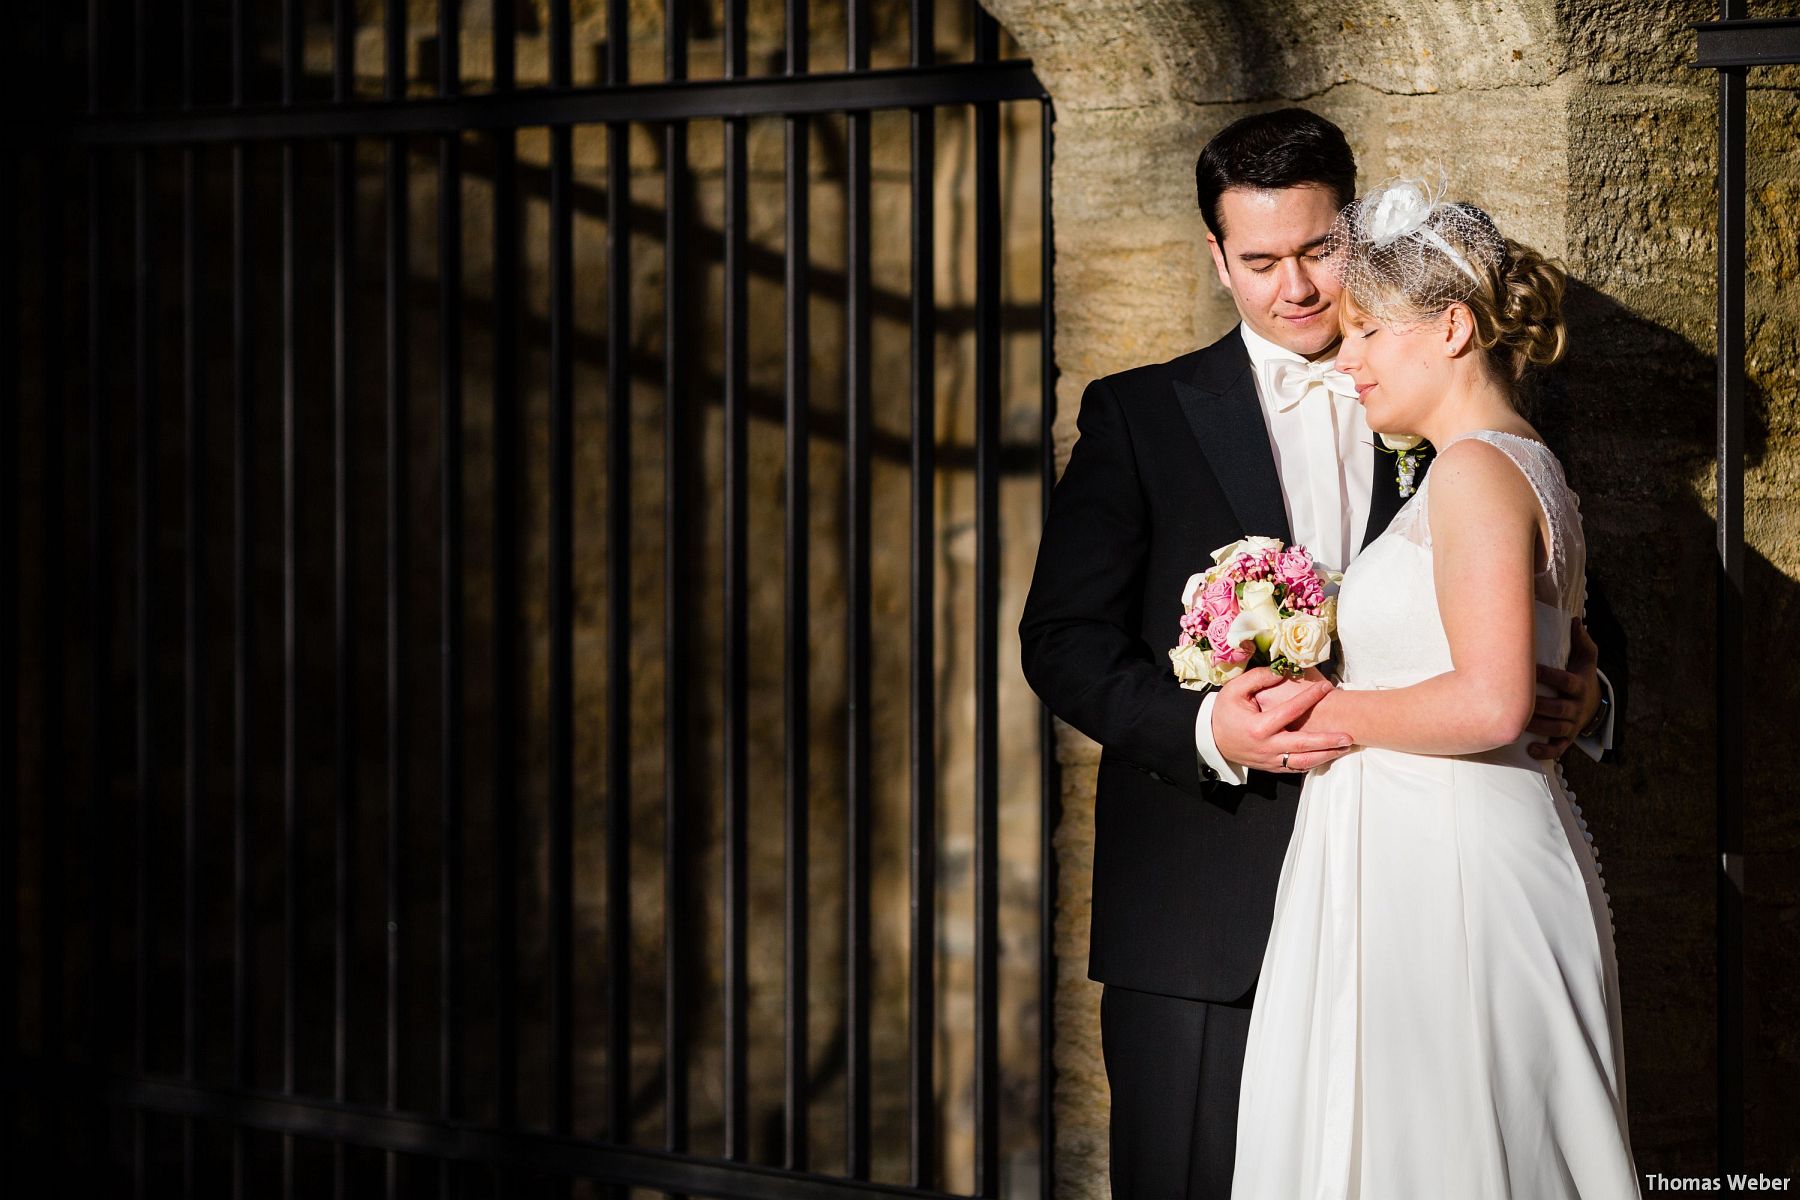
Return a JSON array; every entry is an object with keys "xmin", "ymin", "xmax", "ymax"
[{"xmin": 1228, "ymin": 184, "xmax": 1642, "ymax": 1200}]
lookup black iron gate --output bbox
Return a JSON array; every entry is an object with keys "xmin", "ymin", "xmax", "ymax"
[{"xmin": 4, "ymin": 2, "xmax": 1058, "ymax": 1196}]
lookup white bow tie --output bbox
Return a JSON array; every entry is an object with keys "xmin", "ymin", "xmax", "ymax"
[{"xmin": 1264, "ymin": 357, "xmax": 1357, "ymax": 412}]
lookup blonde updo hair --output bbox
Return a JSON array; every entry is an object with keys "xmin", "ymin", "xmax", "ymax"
[
  {"xmin": 1468, "ymin": 238, "xmax": 1568, "ymax": 382},
  {"xmin": 1328, "ymin": 193, "xmax": 1568, "ymax": 385}
]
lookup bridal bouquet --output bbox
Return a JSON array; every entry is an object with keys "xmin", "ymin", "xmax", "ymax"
[{"xmin": 1169, "ymin": 536, "xmax": 1342, "ymax": 688}]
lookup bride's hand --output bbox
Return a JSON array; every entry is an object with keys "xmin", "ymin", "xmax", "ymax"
[{"xmin": 1253, "ymin": 667, "xmax": 1334, "ymax": 714}]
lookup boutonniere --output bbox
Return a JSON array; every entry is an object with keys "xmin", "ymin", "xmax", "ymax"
[{"xmin": 1377, "ymin": 433, "xmax": 1431, "ymax": 497}]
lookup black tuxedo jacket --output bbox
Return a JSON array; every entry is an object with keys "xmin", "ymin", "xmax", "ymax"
[{"xmin": 1018, "ymin": 327, "xmax": 1417, "ymax": 1004}]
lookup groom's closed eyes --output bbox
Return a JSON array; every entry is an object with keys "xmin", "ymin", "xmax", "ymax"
[{"xmin": 1238, "ymin": 237, "xmax": 1332, "ymax": 273}]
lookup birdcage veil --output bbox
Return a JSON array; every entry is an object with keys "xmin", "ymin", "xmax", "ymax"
[{"xmin": 1321, "ymin": 176, "xmax": 1507, "ymax": 325}]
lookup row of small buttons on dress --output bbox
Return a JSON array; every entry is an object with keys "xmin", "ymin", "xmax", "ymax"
[{"xmin": 1556, "ymin": 759, "xmax": 1615, "ymax": 937}]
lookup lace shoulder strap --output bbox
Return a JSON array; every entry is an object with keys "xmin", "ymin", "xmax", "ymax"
[{"xmin": 1437, "ymin": 430, "xmax": 1586, "ymax": 612}]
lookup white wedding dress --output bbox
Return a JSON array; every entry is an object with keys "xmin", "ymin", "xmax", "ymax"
[{"xmin": 1230, "ymin": 431, "xmax": 1641, "ymax": 1200}]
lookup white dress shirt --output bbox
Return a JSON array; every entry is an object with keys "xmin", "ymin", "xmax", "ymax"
[{"xmin": 1194, "ymin": 323, "xmax": 1614, "ymax": 783}]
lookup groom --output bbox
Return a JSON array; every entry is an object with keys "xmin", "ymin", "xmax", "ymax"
[{"xmin": 1019, "ymin": 108, "xmax": 1617, "ymax": 1199}]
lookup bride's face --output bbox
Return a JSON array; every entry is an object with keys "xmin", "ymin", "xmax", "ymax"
[{"xmin": 1332, "ymin": 301, "xmax": 1451, "ymax": 435}]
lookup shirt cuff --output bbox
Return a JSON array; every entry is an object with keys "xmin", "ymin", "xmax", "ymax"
[
  {"xmin": 1195, "ymin": 689, "xmax": 1249, "ymax": 786},
  {"xmin": 1574, "ymin": 668, "xmax": 1616, "ymax": 762}
]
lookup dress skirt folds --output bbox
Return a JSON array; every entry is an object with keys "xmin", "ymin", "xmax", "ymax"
[{"xmin": 1229, "ymin": 727, "xmax": 1639, "ymax": 1199}]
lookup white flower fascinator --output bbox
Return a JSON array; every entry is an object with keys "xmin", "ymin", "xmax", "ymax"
[{"xmin": 1322, "ymin": 176, "xmax": 1506, "ymax": 325}]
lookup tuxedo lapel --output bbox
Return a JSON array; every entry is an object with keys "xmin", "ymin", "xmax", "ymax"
[
  {"xmin": 1359, "ymin": 438, "xmax": 1434, "ymax": 552},
  {"xmin": 1172, "ymin": 341, "xmax": 1292, "ymax": 546},
  {"xmin": 1360, "ymin": 439, "xmax": 1403, "ymax": 552}
]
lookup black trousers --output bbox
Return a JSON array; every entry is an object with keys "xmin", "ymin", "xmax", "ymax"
[{"xmin": 1100, "ymin": 984, "xmax": 1255, "ymax": 1200}]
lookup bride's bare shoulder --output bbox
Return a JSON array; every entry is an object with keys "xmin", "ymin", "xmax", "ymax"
[{"xmin": 1425, "ymin": 437, "xmax": 1541, "ymax": 527}]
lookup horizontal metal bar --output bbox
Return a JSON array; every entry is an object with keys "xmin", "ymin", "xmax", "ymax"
[
  {"xmin": 7, "ymin": 1070, "xmax": 973, "ymax": 1200},
  {"xmin": 1693, "ymin": 18, "xmax": 1800, "ymax": 68},
  {"xmin": 44, "ymin": 62, "xmax": 1047, "ymax": 146}
]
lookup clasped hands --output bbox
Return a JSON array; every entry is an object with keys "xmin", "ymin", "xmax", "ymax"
[{"xmin": 1210, "ymin": 618, "xmax": 1603, "ymax": 774}]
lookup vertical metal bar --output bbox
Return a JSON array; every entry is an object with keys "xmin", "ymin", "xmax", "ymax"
[
  {"xmin": 664, "ymin": 0, "xmax": 692, "ymax": 1173},
  {"xmin": 844, "ymin": 0, "xmax": 872, "ymax": 1180},
  {"xmin": 1714, "ymin": 30, "xmax": 1746, "ymax": 1176},
  {"xmin": 87, "ymin": 0, "xmax": 101, "ymax": 115},
  {"xmin": 383, "ymin": 6, "xmax": 410, "ymax": 1199},
  {"xmin": 36, "ymin": 148, "xmax": 70, "ymax": 1194},
  {"xmin": 180, "ymin": 1, "xmax": 202, "ymax": 1191},
  {"xmin": 130, "ymin": 1, "xmax": 152, "ymax": 1191},
  {"xmin": 84, "ymin": 127, "xmax": 108, "ymax": 1200},
  {"xmin": 330, "ymin": 8, "xmax": 357, "ymax": 1194},
  {"xmin": 602, "ymin": 0, "xmax": 633, "ymax": 1182},
  {"xmin": 547, "ymin": 0, "xmax": 576, "ymax": 1159},
  {"xmin": 906, "ymin": 5, "xmax": 936, "ymax": 1184},
  {"xmin": 84, "ymin": 13, "xmax": 112, "ymax": 1190},
  {"xmin": 489, "ymin": 6, "xmax": 521, "ymax": 1196},
  {"xmin": 0, "ymin": 4, "xmax": 26, "ymax": 1151},
  {"xmin": 230, "ymin": 7, "xmax": 252, "ymax": 1196},
  {"xmin": 782, "ymin": 0, "xmax": 811, "ymax": 1172},
  {"xmin": 721, "ymin": 0, "xmax": 750, "ymax": 1167},
  {"xmin": 33, "ymin": 32, "xmax": 69, "ymax": 1169},
  {"xmin": 436, "ymin": 5, "xmax": 465, "ymax": 1200},
  {"xmin": 280, "ymin": 4, "xmax": 302, "ymax": 1197},
  {"xmin": 971, "ymin": 13, "xmax": 1001, "ymax": 1197},
  {"xmin": 1035, "ymin": 97, "xmax": 1058, "ymax": 1200},
  {"xmin": 0, "ymin": 108, "xmax": 20, "ymax": 1200}
]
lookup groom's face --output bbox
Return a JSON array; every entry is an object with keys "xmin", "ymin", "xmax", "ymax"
[{"xmin": 1206, "ymin": 184, "xmax": 1343, "ymax": 360}]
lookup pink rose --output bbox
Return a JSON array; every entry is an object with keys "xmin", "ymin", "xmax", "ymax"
[
  {"xmin": 1275, "ymin": 548, "xmax": 1316, "ymax": 588},
  {"xmin": 1214, "ymin": 638, "xmax": 1252, "ymax": 666},
  {"xmin": 1206, "ymin": 613, "xmax": 1243, "ymax": 658},
  {"xmin": 1200, "ymin": 579, "xmax": 1237, "ymax": 619}
]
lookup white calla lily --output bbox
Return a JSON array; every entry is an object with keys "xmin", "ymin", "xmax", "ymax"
[{"xmin": 1226, "ymin": 580, "xmax": 1282, "ymax": 651}]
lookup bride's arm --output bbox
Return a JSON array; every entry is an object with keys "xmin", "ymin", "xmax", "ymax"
[{"xmin": 1307, "ymin": 439, "xmax": 1543, "ymax": 756}]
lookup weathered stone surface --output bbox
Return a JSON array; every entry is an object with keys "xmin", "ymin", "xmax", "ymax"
[{"xmin": 977, "ymin": 0, "xmax": 1800, "ymax": 1191}]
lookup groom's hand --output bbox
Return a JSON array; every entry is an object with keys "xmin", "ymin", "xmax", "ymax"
[
  {"xmin": 1212, "ymin": 669, "xmax": 1352, "ymax": 775},
  {"xmin": 1527, "ymin": 619, "xmax": 1601, "ymax": 760}
]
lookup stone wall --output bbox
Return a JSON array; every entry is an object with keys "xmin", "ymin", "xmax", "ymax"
[{"xmin": 978, "ymin": 0, "xmax": 1800, "ymax": 1192}]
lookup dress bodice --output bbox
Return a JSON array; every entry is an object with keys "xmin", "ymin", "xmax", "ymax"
[{"xmin": 1336, "ymin": 430, "xmax": 1587, "ymax": 692}]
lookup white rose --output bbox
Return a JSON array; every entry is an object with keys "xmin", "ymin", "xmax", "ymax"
[
  {"xmin": 1379, "ymin": 432, "xmax": 1426, "ymax": 452},
  {"xmin": 1208, "ymin": 650, "xmax": 1247, "ymax": 686},
  {"xmin": 1226, "ymin": 579, "xmax": 1282, "ymax": 652},
  {"xmin": 1273, "ymin": 612, "xmax": 1333, "ymax": 668},
  {"xmin": 1169, "ymin": 642, "xmax": 1207, "ymax": 682},
  {"xmin": 1170, "ymin": 643, "xmax": 1242, "ymax": 688},
  {"xmin": 1169, "ymin": 642, "xmax": 1228, "ymax": 689},
  {"xmin": 1362, "ymin": 180, "xmax": 1432, "ymax": 247},
  {"xmin": 1317, "ymin": 594, "xmax": 1340, "ymax": 636},
  {"xmin": 1210, "ymin": 534, "xmax": 1283, "ymax": 565},
  {"xmin": 1181, "ymin": 570, "xmax": 1209, "ymax": 609}
]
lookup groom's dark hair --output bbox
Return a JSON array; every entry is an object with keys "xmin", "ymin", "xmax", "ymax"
[{"xmin": 1195, "ymin": 108, "xmax": 1357, "ymax": 243}]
